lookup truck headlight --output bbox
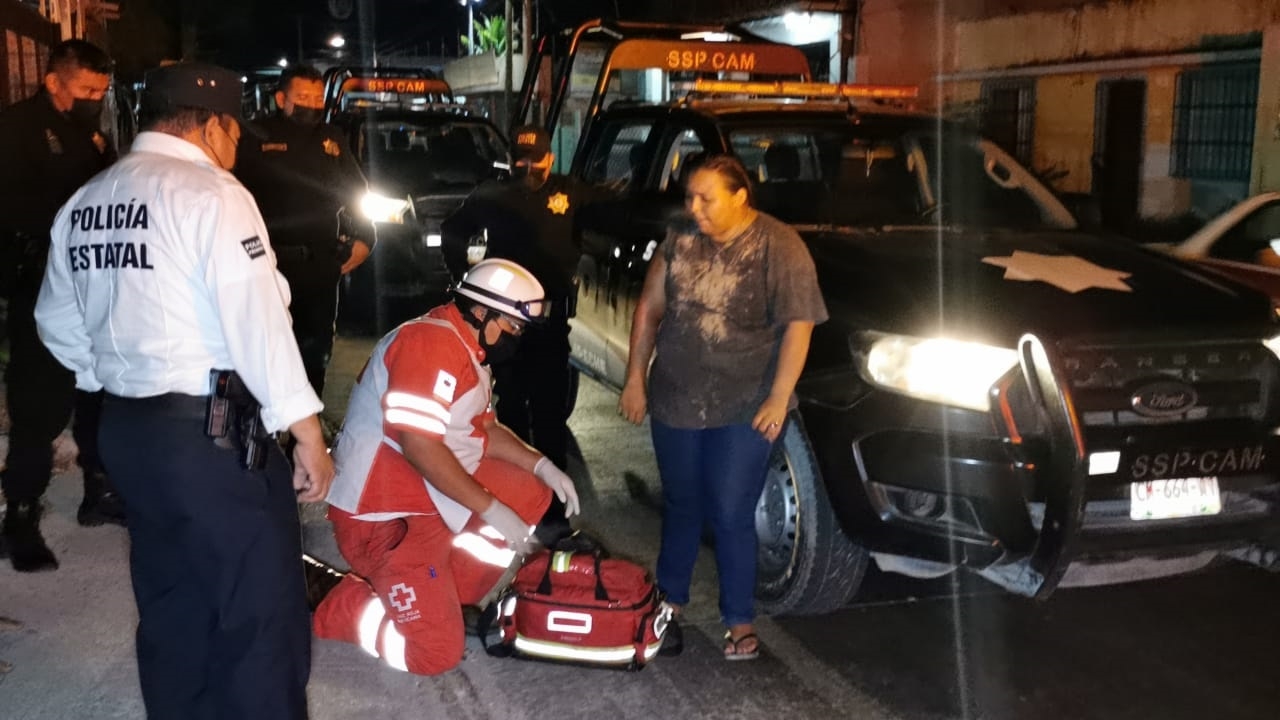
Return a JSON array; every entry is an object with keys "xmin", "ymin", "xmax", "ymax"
[
  {"xmin": 862, "ymin": 334, "xmax": 1019, "ymax": 412},
  {"xmin": 1264, "ymin": 334, "xmax": 1280, "ymax": 361},
  {"xmin": 360, "ymin": 191, "xmax": 409, "ymax": 224}
]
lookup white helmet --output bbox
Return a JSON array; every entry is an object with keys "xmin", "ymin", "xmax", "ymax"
[{"xmin": 455, "ymin": 258, "xmax": 549, "ymax": 322}]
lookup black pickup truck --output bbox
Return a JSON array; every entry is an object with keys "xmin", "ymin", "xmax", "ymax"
[
  {"xmin": 320, "ymin": 69, "xmax": 508, "ymax": 334},
  {"xmin": 520, "ymin": 21, "xmax": 1280, "ymax": 615}
]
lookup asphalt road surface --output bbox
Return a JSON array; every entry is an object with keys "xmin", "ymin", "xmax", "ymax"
[{"xmin": 2, "ymin": 334, "xmax": 1278, "ymax": 719}]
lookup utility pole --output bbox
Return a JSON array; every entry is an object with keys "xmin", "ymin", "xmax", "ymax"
[
  {"xmin": 522, "ymin": 0, "xmax": 532, "ymax": 68},
  {"xmin": 504, "ymin": 0, "xmax": 514, "ymax": 128}
]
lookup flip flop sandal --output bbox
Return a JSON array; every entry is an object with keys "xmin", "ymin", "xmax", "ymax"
[{"xmin": 723, "ymin": 631, "xmax": 760, "ymax": 661}]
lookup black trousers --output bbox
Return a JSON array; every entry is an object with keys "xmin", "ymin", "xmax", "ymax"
[
  {"xmin": 99, "ymin": 394, "xmax": 311, "ymax": 720},
  {"xmin": 492, "ymin": 316, "xmax": 572, "ymax": 469},
  {"xmin": 279, "ymin": 258, "xmax": 340, "ymax": 396},
  {"xmin": 2, "ymin": 272, "xmax": 106, "ymax": 503}
]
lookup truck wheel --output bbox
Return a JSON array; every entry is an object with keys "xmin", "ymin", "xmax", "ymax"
[{"xmin": 755, "ymin": 414, "xmax": 869, "ymax": 616}]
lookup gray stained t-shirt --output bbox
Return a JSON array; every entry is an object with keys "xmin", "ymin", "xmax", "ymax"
[{"xmin": 648, "ymin": 212, "xmax": 828, "ymax": 429}]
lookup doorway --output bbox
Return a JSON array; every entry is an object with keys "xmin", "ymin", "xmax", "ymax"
[{"xmin": 1092, "ymin": 79, "xmax": 1146, "ymax": 234}]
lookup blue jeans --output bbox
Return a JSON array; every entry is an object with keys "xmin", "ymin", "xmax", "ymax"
[{"xmin": 650, "ymin": 419, "xmax": 774, "ymax": 628}]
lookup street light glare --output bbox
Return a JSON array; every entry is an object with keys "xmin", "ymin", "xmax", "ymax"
[
  {"xmin": 329, "ymin": 34, "xmax": 346, "ymax": 49},
  {"xmin": 277, "ymin": 57, "xmax": 289, "ymax": 68}
]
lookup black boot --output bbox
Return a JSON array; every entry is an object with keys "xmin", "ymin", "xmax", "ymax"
[
  {"xmin": 3, "ymin": 500, "xmax": 59, "ymax": 572},
  {"xmin": 78, "ymin": 471, "xmax": 126, "ymax": 527},
  {"xmin": 302, "ymin": 554, "xmax": 346, "ymax": 611}
]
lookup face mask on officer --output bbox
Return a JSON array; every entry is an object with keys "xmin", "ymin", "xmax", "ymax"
[
  {"xmin": 48, "ymin": 66, "xmax": 110, "ymax": 128},
  {"xmin": 512, "ymin": 152, "xmax": 552, "ymax": 192},
  {"xmin": 288, "ymin": 105, "xmax": 323, "ymax": 127},
  {"xmin": 69, "ymin": 98, "xmax": 104, "ymax": 128},
  {"xmin": 203, "ymin": 116, "xmax": 240, "ymax": 171}
]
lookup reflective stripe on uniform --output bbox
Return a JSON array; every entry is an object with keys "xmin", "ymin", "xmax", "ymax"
[
  {"xmin": 452, "ymin": 531, "xmax": 518, "ymax": 568},
  {"xmin": 384, "ymin": 407, "xmax": 448, "ymax": 435},
  {"xmin": 385, "ymin": 391, "xmax": 452, "ymax": 423},
  {"xmin": 381, "ymin": 620, "xmax": 409, "ymax": 672},
  {"xmin": 356, "ymin": 599, "xmax": 386, "ymax": 656}
]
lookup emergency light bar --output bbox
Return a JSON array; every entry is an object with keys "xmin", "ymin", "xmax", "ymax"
[
  {"xmin": 676, "ymin": 78, "xmax": 919, "ymax": 100},
  {"xmin": 340, "ymin": 77, "xmax": 453, "ymax": 97}
]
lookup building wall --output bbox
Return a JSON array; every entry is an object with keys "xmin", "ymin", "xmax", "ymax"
[
  {"xmin": 1031, "ymin": 73, "xmax": 1097, "ymax": 195},
  {"xmin": 855, "ymin": 0, "xmax": 949, "ymax": 106},
  {"xmin": 858, "ymin": 0, "xmax": 1280, "ymax": 224},
  {"xmin": 0, "ymin": 0, "xmax": 57, "ymax": 108},
  {"xmin": 632, "ymin": 0, "xmax": 852, "ymax": 24},
  {"xmin": 1251, "ymin": 25, "xmax": 1280, "ymax": 194},
  {"xmin": 950, "ymin": 0, "xmax": 1279, "ymax": 73}
]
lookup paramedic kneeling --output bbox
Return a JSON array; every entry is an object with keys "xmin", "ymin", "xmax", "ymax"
[{"xmin": 312, "ymin": 258, "xmax": 580, "ymax": 675}]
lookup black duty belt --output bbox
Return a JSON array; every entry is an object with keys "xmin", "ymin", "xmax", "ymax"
[{"xmin": 105, "ymin": 392, "xmax": 208, "ymax": 419}]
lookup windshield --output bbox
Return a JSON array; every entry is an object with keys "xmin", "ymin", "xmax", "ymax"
[
  {"xmin": 726, "ymin": 122, "xmax": 1076, "ymax": 231},
  {"xmin": 359, "ymin": 118, "xmax": 506, "ymax": 191}
]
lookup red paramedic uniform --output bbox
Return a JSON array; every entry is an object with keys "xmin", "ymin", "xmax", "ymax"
[{"xmin": 313, "ymin": 303, "xmax": 550, "ymax": 675}]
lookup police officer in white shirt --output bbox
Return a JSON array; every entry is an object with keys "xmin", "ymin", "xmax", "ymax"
[{"xmin": 34, "ymin": 62, "xmax": 334, "ymax": 720}]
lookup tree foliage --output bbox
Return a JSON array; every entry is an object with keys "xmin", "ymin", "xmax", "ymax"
[{"xmin": 460, "ymin": 13, "xmax": 518, "ymax": 55}]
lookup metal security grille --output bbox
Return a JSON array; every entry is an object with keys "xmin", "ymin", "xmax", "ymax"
[
  {"xmin": 1171, "ymin": 63, "xmax": 1259, "ymax": 182},
  {"xmin": 980, "ymin": 79, "xmax": 1036, "ymax": 165}
]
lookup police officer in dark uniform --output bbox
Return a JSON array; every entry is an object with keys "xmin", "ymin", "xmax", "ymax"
[
  {"xmin": 0, "ymin": 39, "xmax": 122, "ymax": 573},
  {"xmin": 235, "ymin": 65, "xmax": 374, "ymax": 396},
  {"xmin": 442, "ymin": 125, "xmax": 611, "ymax": 483}
]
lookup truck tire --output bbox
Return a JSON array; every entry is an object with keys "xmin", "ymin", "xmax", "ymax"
[{"xmin": 755, "ymin": 413, "xmax": 869, "ymax": 616}]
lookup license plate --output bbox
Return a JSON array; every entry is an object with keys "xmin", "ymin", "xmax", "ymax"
[
  {"xmin": 1129, "ymin": 477, "xmax": 1221, "ymax": 520},
  {"xmin": 1128, "ymin": 444, "xmax": 1267, "ymax": 481}
]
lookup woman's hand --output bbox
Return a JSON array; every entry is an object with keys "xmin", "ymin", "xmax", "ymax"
[
  {"xmin": 752, "ymin": 393, "xmax": 790, "ymax": 443},
  {"xmin": 619, "ymin": 379, "xmax": 648, "ymax": 425}
]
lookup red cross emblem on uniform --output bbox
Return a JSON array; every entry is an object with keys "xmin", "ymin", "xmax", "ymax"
[{"xmin": 388, "ymin": 582, "xmax": 417, "ymax": 612}]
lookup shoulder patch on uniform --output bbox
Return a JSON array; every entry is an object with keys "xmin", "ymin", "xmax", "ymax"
[
  {"xmin": 241, "ymin": 236, "xmax": 266, "ymax": 259},
  {"xmin": 432, "ymin": 371, "xmax": 457, "ymax": 403},
  {"xmin": 262, "ymin": 142, "xmax": 288, "ymax": 152},
  {"xmin": 322, "ymin": 138, "xmax": 340, "ymax": 157}
]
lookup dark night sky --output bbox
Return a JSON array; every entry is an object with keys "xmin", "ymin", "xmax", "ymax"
[{"xmin": 106, "ymin": 0, "xmax": 638, "ymax": 76}]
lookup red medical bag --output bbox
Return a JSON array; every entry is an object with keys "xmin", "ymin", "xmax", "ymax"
[{"xmin": 481, "ymin": 544, "xmax": 671, "ymax": 670}]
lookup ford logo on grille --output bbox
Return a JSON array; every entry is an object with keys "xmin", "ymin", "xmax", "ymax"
[{"xmin": 1130, "ymin": 380, "xmax": 1198, "ymax": 418}]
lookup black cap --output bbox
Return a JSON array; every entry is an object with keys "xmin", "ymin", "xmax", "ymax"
[
  {"xmin": 511, "ymin": 125, "xmax": 551, "ymax": 160},
  {"xmin": 141, "ymin": 62, "xmax": 244, "ymax": 120}
]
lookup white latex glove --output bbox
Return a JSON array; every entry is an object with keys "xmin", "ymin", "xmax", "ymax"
[
  {"xmin": 479, "ymin": 498, "xmax": 536, "ymax": 555},
  {"xmin": 533, "ymin": 457, "xmax": 580, "ymax": 518}
]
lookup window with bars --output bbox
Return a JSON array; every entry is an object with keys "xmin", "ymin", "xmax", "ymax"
[
  {"xmin": 980, "ymin": 79, "xmax": 1036, "ymax": 165},
  {"xmin": 1171, "ymin": 63, "xmax": 1259, "ymax": 182}
]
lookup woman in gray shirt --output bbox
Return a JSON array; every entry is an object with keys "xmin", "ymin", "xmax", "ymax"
[{"xmin": 619, "ymin": 154, "xmax": 827, "ymax": 660}]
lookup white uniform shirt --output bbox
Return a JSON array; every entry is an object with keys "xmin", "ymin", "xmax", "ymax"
[{"xmin": 35, "ymin": 131, "xmax": 321, "ymax": 433}]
